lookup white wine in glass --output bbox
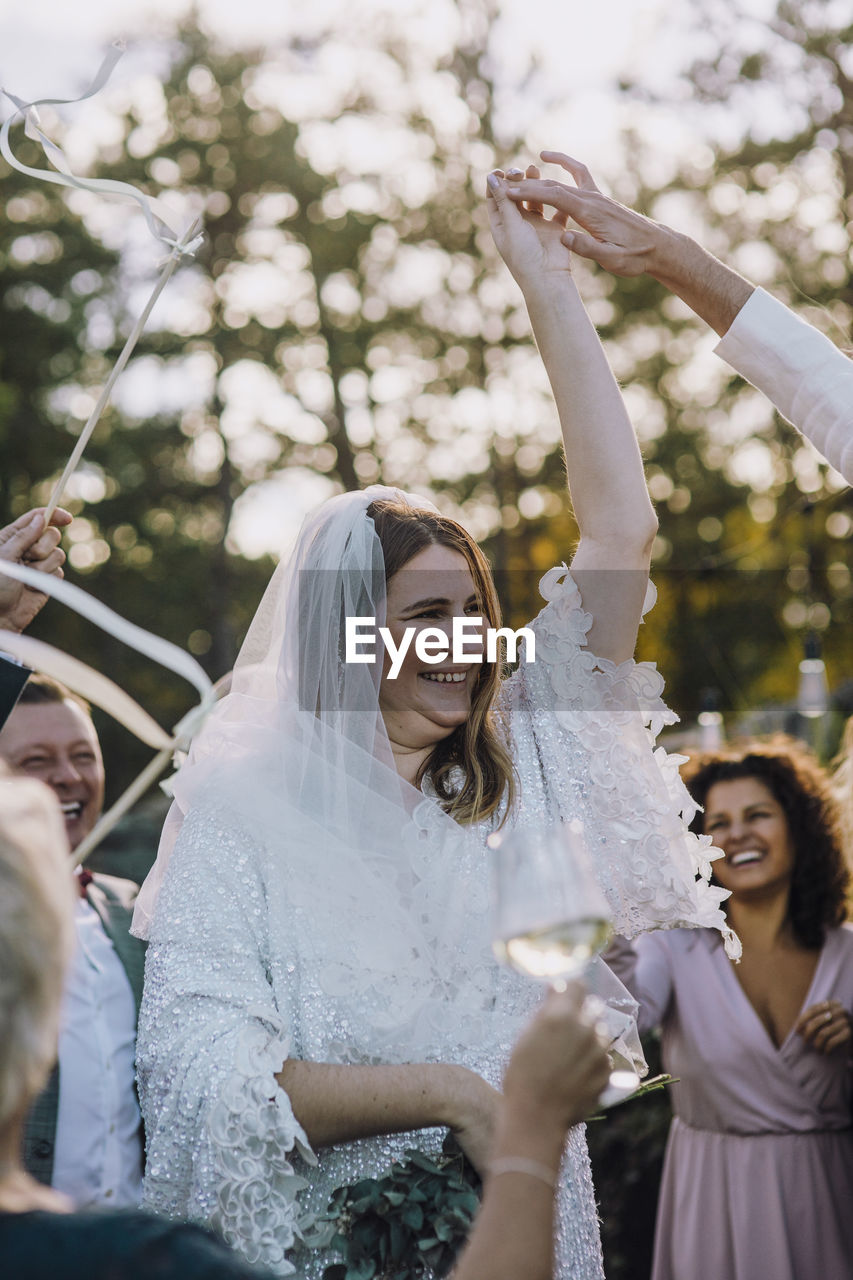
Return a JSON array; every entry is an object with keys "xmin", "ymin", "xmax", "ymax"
[
  {"xmin": 493, "ymin": 918, "xmax": 614, "ymax": 986},
  {"xmin": 490, "ymin": 820, "xmax": 640, "ymax": 1106}
]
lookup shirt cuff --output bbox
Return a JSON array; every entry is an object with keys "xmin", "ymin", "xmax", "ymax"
[{"xmin": 714, "ymin": 286, "xmax": 846, "ymax": 385}]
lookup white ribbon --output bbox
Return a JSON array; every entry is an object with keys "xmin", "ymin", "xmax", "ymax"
[
  {"xmin": 40, "ymin": 217, "xmax": 201, "ymax": 524},
  {"xmin": 0, "ymin": 42, "xmax": 205, "ymax": 521},
  {"xmin": 0, "ymin": 560, "xmax": 211, "ymax": 700},
  {"xmin": 0, "ymin": 42, "xmax": 195, "ymax": 254},
  {"xmin": 0, "ymin": 632, "xmax": 174, "ymax": 750},
  {"xmin": 0, "ymin": 559, "xmax": 216, "ymax": 867}
]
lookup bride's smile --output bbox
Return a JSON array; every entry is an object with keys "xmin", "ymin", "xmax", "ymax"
[{"xmin": 378, "ymin": 543, "xmax": 483, "ymax": 776}]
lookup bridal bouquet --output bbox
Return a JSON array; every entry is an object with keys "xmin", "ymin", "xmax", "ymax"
[
  {"xmin": 304, "ymin": 1077, "xmax": 672, "ymax": 1279},
  {"xmin": 304, "ymin": 1137, "xmax": 481, "ymax": 1280}
]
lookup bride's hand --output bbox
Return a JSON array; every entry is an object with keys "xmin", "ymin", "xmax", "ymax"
[
  {"xmin": 486, "ymin": 163, "xmax": 572, "ymax": 291},
  {"xmin": 441, "ymin": 1066, "xmax": 502, "ymax": 1176}
]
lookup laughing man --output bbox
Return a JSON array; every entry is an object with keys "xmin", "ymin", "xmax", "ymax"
[{"xmin": 0, "ymin": 675, "xmax": 146, "ymax": 1208}]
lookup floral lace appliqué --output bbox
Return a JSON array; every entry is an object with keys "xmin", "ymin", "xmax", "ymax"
[
  {"xmin": 207, "ymin": 1021, "xmax": 316, "ymax": 1276},
  {"xmin": 520, "ymin": 564, "xmax": 740, "ymax": 960}
]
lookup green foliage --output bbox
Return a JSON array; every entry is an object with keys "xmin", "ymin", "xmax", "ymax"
[
  {"xmin": 2, "ymin": 1, "xmax": 851, "ymax": 806},
  {"xmin": 303, "ymin": 1139, "xmax": 481, "ymax": 1280},
  {"xmin": 10, "ymin": 0, "xmax": 847, "ymax": 794},
  {"xmin": 586, "ymin": 1072, "xmax": 674, "ymax": 1123}
]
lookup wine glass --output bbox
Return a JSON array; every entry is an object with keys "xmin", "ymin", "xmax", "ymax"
[{"xmin": 489, "ymin": 819, "xmax": 640, "ymax": 1106}]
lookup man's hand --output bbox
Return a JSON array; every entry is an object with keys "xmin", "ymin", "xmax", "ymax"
[
  {"xmin": 506, "ymin": 152, "xmax": 664, "ymax": 278},
  {"xmin": 505, "ymin": 152, "xmax": 754, "ymax": 335},
  {"xmin": 0, "ymin": 507, "xmax": 72, "ymax": 634}
]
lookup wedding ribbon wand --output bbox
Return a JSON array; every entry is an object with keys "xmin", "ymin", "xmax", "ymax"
[
  {"xmin": 0, "ymin": 42, "xmax": 205, "ymax": 522},
  {"xmin": 0, "ymin": 559, "xmax": 216, "ymax": 869}
]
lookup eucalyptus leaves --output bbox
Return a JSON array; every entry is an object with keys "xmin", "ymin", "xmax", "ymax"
[
  {"xmin": 303, "ymin": 1078, "xmax": 673, "ymax": 1279},
  {"xmin": 304, "ymin": 1139, "xmax": 481, "ymax": 1280}
]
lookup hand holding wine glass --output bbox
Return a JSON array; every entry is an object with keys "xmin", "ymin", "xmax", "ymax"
[{"xmin": 490, "ymin": 820, "xmax": 641, "ymax": 1106}]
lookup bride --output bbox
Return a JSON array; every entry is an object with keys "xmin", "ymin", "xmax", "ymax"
[{"xmin": 132, "ymin": 166, "xmax": 732, "ymax": 1278}]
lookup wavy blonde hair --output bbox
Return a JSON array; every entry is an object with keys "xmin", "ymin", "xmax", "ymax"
[
  {"xmin": 0, "ymin": 773, "xmax": 75, "ymax": 1128},
  {"xmin": 368, "ymin": 498, "xmax": 515, "ymax": 826}
]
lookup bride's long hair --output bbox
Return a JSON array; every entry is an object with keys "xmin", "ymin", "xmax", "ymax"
[{"xmin": 369, "ymin": 498, "xmax": 515, "ymax": 826}]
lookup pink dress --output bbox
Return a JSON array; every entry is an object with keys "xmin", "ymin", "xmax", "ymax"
[{"xmin": 607, "ymin": 925, "xmax": 853, "ymax": 1280}]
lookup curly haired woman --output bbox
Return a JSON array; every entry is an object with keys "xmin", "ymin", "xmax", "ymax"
[{"xmin": 606, "ymin": 737, "xmax": 853, "ymax": 1280}]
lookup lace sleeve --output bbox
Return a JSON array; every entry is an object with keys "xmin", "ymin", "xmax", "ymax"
[
  {"xmin": 137, "ymin": 804, "xmax": 316, "ymax": 1277},
  {"xmin": 500, "ymin": 564, "xmax": 739, "ymax": 957}
]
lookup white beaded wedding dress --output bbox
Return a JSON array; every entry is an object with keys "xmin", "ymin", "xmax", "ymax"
[{"xmin": 133, "ymin": 487, "xmax": 732, "ymax": 1278}]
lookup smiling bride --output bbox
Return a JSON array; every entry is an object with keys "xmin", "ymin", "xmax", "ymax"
[{"xmin": 131, "ymin": 163, "xmax": 732, "ymax": 1279}]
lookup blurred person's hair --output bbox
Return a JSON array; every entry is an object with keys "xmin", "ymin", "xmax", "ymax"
[
  {"xmin": 17, "ymin": 673, "xmax": 90, "ymax": 715},
  {"xmin": 0, "ymin": 769, "xmax": 75, "ymax": 1129},
  {"xmin": 682, "ymin": 736, "xmax": 848, "ymax": 948}
]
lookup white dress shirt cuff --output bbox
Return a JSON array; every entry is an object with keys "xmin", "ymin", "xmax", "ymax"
[{"xmin": 714, "ymin": 287, "xmax": 853, "ymax": 483}]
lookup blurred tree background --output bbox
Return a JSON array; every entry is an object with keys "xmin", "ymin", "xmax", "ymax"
[
  {"xmin": 2, "ymin": 0, "xmax": 850, "ymax": 800},
  {"xmin": 607, "ymin": 0, "xmax": 853, "ymax": 735},
  {"xmin": 2, "ymin": 0, "xmax": 570, "ymax": 795},
  {"xmin": 1, "ymin": 0, "xmax": 851, "ymax": 1275}
]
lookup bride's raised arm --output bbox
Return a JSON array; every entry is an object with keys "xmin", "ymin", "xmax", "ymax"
[{"xmin": 486, "ymin": 166, "xmax": 657, "ymax": 664}]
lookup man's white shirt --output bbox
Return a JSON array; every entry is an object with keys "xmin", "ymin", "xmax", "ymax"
[
  {"xmin": 715, "ymin": 286, "xmax": 853, "ymax": 484},
  {"xmin": 52, "ymin": 894, "xmax": 144, "ymax": 1208}
]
